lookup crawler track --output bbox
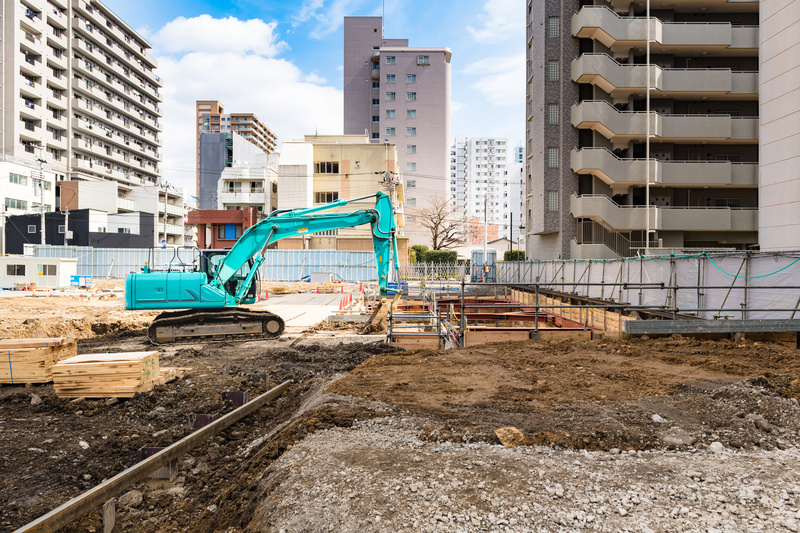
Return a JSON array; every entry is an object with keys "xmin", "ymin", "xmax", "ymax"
[{"xmin": 148, "ymin": 308, "xmax": 285, "ymax": 343}]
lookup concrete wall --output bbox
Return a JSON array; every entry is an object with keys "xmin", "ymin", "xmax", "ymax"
[
  {"xmin": 198, "ymin": 133, "xmax": 228, "ymax": 210},
  {"xmin": 759, "ymin": 0, "xmax": 800, "ymax": 250}
]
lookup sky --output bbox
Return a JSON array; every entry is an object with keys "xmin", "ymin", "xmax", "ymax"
[{"xmin": 101, "ymin": 0, "xmax": 525, "ymax": 196}]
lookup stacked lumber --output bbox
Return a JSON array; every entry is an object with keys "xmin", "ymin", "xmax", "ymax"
[
  {"xmin": 52, "ymin": 351, "xmax": 168, "ymax": 398},
  {"xmin": 0, "ymin": 338, "xmax": 77, "ymax": 384}
]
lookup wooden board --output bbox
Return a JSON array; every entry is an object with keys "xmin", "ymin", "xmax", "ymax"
[
  {"xmin": 0, "ymin": 338, "xmax": 77, "ymax": 384},
  {"xmin": 52, "ymin": 351, "xmax": 161, "ymax": 398}
]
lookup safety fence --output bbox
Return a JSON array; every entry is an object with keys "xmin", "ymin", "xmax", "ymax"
[
  {"xmin": 397, "ymin": 263, "xmax": 469, "ymax": 281},
  {"xmin": 23, "ymin": 245, "xmax": 381, "ymax": 282}
]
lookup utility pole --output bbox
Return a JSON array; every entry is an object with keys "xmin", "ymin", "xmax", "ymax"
[
  {"xmin": 33, "ymin": 147, "xmax": 46, "ymax": 245},
  {"xmin": 483, "ymin": 194, "xmax": 488, "ymax": 278},
  {"xmin": 0, "ymin": 206, "xmax": 6, "ymax": 256},
  {"xmin": 64, "ymin": 206, "xmax": 69, "ymax": 245}
]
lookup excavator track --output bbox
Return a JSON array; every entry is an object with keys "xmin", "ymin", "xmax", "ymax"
[{"xmin": 148, "ymin": 308, "xmax": 285, "ymax": 344}]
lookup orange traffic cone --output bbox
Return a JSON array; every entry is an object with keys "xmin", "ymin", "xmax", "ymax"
[
  {"xmin": 359, "ymin": 283, "xmax": 363, "ymax": 292},
  {"xmin": 316, "ymin": 286, "xmax": 319, "ymax": 294},
  {"xmin": 349, "ymin": 294, "xmax": 353, "ymax": 304},
  {"xmin": 341, "ymin": 286, "xmax": 344, "ymax": 294},
  {"xmin": 264, "ymin": 290, "xmax": 269, "ymax": 300},
  {"xmin": 338, "ymin": 296, "xmax": 344, "ymax": 311}
]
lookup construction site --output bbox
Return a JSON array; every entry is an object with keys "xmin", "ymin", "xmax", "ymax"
[{"xmin": 3, "ymin": 248, "xmax": 800, "ymax": 532}]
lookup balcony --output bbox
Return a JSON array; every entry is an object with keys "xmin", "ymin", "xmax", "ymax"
[
  {"xmin": 572, "ymin": 54, "xmax": 758, "ymax": 103},
  {"xmin": 218, "ymin": 190, "xmax": 267, "ymax": 206},
  {"xmin": 570, "ymin": 194, "xmax": 757, "ymax": 232},
  {"xmin": 570, "ymin": 148, "xmax": 758, "ymax": 191},
  {"xmin": 159, "ymin": 202, "xmax": 184, "ymax": 216},
  {"xmin": 117, "ymin": 198, "xmax": 135, "ymax": 211},
  {"xmin": 607, "ymin": 0, "xmax": 759, "ymax": 13},
  {"xmin": 572, "ymin": 6, "xmax": 758, "ymax": 58},
  {"xmin": 571, "ymin": 100, "xmax": 758, "ymax": 148}
]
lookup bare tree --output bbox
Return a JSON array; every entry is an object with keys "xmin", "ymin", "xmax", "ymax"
[{"xmin": 416, "ymin": 198, "xmax": 468, "ymax": 250}]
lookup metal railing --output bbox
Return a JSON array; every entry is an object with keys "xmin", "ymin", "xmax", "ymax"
[{"xmin": 398, "ymin": 263, "xmax": 469, "ymax": 281}]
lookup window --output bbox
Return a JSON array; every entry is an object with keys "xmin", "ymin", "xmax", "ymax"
[
  {"xmin": 5, "ymin": 198, "xmax": 27, "ymax": 210},
  {"xmin": 547, "ymin": 147, "xmax": 559, "ymax": 168},
  {"xmin": 314, "ymin": 161, "xmax": 339, "ymax": 174},
  {"xmin": 217, "ymin": 224, "xmax": 243, "ymax": 239},
  {"xmin": 372, "ymin": 98, "xmax": 379, "ymax": 105},
  {"xmin": 407, "ymin": 127, "xmax": 417, "ymax": 136},
  {"xmin": 547, "ymin": 60, "xmax": 559, "ymax": 81},
  {"xmin": 417, "ymin": 55, "xmax": 429, "ymax": 65},
  {"xmin": 406, "ymin": 215, "xmax": 416, "ymax": 223},
  {"xmin": 407, "ymin": 109, "xmax": 417, "ymax": 118},
  {"xmin": 386, "ymin": 56, "xmax": 396, "ymax": 64},
  {"xmin": 406, "ymin": 163, "xmax": 416, "ymax": 171},
  {"xmin": 372, "ymin": 82, "xmax": 379, "ymax": 88},
  {"xmin": 58, "ymin": 225, "xmax": 65, "ymax": 234},
  {"xmin": 118, "ymin": 227, "xmax": 131, "ymax": 234},
  {"xmin": 385, "ymin": 127, "xmax": 396, "ymax": 136},
  {"xmin": 6, "ymin": 265, "xmax": 25, "ymax": 276},
  {"xmin": 547, "ymin": 191, "xmax": 559, "ymax": 211},
  {"xmin": 372, "ymin": 115, "xmax": 380, "ymax": 122},
  {"xmin": 385, "ymin": 92, "xmax": 396, "ymax": 101},
  {"xmin": 407, "ymin": 180, "xmax": 416, "ymax": 188},
  {"xmin": 9, "ymin": 173, "xmax": 28, "ymax": 185},
  {"xmin": 372, "ymin": 62, "xmax": 379, "ymax": 70},
  {"xmin": 547, "ymin": 16, "xmax": 560, "ymax": 37},
  {"xmin": 407, "ymin": 145, "xmax": 417, "ymax": 154},
  {"xmin": 314, "ymin": 191, "xmax": 339, "ymax": 203},
  {"xmin": 226, "ymin": 181, "xmax": 242, "ymax": 193},
  {"xmin": 38, "ymin": 264, "xmax": 56, "ymax": 276},
  {"xmin": 407, "ymin": 74, "xmax": 417, "ymax": 83},
  {"xmin": 372, "ymin": 132, "xmax": 380, "ymax": 139},
  {"xmin": 385, "ymin": 74, "xmax": 395, "ymax": 83},
  {"xmin": 547, "ymin": 104, "xmax": 559, "ymax": 124},
  {"xmin": 28, "ymin": 225, "xmax": 37, "ymax": 233},
  {"xmin": 406, "ymin": 198, "xmax": 416, "ymax": 207},
  {"xmin": 386, "ymin": 109, "xmax": 396, "ymax": 118},
  {"xmin": 406, "ymin": 92, "xmax": 417, "ymax": 101}
]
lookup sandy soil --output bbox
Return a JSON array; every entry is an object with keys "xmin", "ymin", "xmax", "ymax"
[{"xmin": 2, "ymin": 294, "xmax": 800, "ymax": 532}]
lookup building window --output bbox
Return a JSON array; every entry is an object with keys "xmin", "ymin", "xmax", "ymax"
[
  {"xmin": 217, "ymin": 224, "xmax": 243, "ymax": 239},
  {"xmin": 407, "ymin": 145, "xmax": 417, "ymax": 154},
  {"xmin": 386, "ymin": 127, "xmax": 396, "ymax": 136},
  {"xmin": 386, "ymin": 109, "xmax": 396, "ymax": 118},
  {"xmin": 547, "ymin": 17, "xmax": 560, "ymax": 37},
  {"xmin": 547, "ymin": 104, "xmax": 559, "ymax": 124},
  {"xmin": 6, "ymin": 265, "xmax": 25, "ymax": 276},
  {"xmin": 406, "ymin": 162, "xmax": 416, "ymax": 171},
  {"xmin": 5, "ymin": 198, "xmax": 27, "ymax": 210},
  {"xmin": 372, "ymin": 82, "xmax": 379, "ymax": 88},
  {"xmin": 407, "ymin": 127, "xmax": 417, "ymax": 136},
  {"xmin": 117, "ymin": 227, "xmax": 132, "ymax": 234},
  {"xmin": 372, "ymin": 98, "xmax": 379, "ymax": 105},
  {"xmin": 547, "ymin": 147, "xmax": 559, "ymax": 168},
  {"xmin": 386, "ymin": 56, "xmax": 396, "ymax": 64},
  {"xmin": 38, "ymin": 264, "xmax": 56, "ymax": 276},
  {"xmin": 417, "ymin": 55, "xmax": 429, "ymax": 65},
  {"xmin": 9, "ymin": 173, "xmax": 28, "ymax": 185},
  {"xmin": 407, "ymin": 109, "xmax": 417, "ymax": 118},
  {"xmin": 547, "ymin": 191, "xmax": 559, "ymax": 211},
  {"xmin": 406, "ymin": 92, "xmax": 417, "ymax": 101},
  {"xmin": 314, "ymin": 191, "xmax": 339, "ymax": 204},
  {"xmin": 314, "ymin": 161, "xmax": 340, "ymax": 174},
  {"xmin": 27, "ymin": 225, "xmax": 37, "ymax": 233},
  {"xmin": 385, "ymin": 74, "xmax": 395, "ymax": 83},
  {"xmin": 58, "ymin": 225, "xmax": 65, "ymax": 234},
  {"xmin": 226, "ymin": 181, "xmax": 242, "ymax": 193},
  {"xmin": 547, "ymin": 60, "xmax": 559, "ymax": 81},
  {"xmin": 372, "ymin": 132, "xmax": 380, "ymax": 139},
  {"xmin": 372, "ymin": 115, "xmax": 380, "ymax": 122},
  {"xmin": 386, "ymin": 92, "xmax": 396, "ymax": 101},
  {"xmin": 372, "ymin": 62, "xmax": 379, "ymax": 70},
  {"xmin": 407, "ymin": 180, "xmax": 416, "ymax": 188},
  {"xmin": 407, "ymin": 74, "xmax": 417, "ymax": 83},
  {"xmin": 407, "ymin": 198, "xmax": 417, "ymax": 207}
]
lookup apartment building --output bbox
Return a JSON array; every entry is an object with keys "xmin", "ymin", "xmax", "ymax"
[
  {"xmin": 276, "ymin": 134, "xmax": 408, "ymax": 258},
  {"xmin": 450, "ymin": 136, "xmax": 514, "ymax": 242},
  {"xmin": 526, "ymin": 0, "xmax": 760, "ymax": 259},
  {"xmin": 343, "ymin": 17, "xmax": 451, "ymax": 246},
  {"xmin": 59, "ymin": 180, "xmax": 191, "ymax": 246},
  {"xmin": 2, "ymin": 0, "xmax": 162, "ymax": 188},
  {"xmin": 195, "ymin": 100, "xmax": 278, "ymax": 203}
]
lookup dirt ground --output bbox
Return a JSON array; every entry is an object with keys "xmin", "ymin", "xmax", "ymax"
[{"xmin": 1, "ymin": 292, "xmax": 800, "ymax": 531}]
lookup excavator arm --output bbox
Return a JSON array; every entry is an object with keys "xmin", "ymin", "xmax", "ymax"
[{"xmin": 214, "ymin": 191, "xmax": 398, "ymax": 301}]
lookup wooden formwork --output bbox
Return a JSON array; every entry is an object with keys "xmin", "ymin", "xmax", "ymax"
[{"xmin": 510, "ymin": 289, "xmax": 636, "ymax": 333}]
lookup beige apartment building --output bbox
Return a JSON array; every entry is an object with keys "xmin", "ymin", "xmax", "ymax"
[
  {"xmin": 276, "ymin": 134, "xmax": 408, "ymax": 259},
  {"xmin": 2, "ymin": 0, "xmax": 162, "ymax": 187},
  {"xmin": 526, "ymin": 0, "xmax": 764, "ymax": 259},
  {"xmin": 195, "ymin": 100, "xmax": 278, "ymax": 201},
  {"xmin": 343, "ymin": 17, "xmax": 451, "ymax": 247}
]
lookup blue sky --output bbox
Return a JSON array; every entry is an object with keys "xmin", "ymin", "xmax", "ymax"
[{"xmin": 101, "ymin": 0, "xmax": 524, "ymax": 195}]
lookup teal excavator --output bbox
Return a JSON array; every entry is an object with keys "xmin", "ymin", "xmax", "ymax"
[{"xmin": 125, "ymin": 192, "xmax": 399, "ymax": 343}]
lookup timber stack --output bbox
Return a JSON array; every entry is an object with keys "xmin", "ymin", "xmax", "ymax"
[{"xmin": 0, "ymin": 338, "xmax": 77, "ymax": 384}]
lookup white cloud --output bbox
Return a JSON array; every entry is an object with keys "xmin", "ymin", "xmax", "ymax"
[
  {"xmin": 150, "ymin": 16, "xmax": 342, "ymax": 195},
  {"xmin": 462, "ymin": 53, "xmax": 525, "ymax": 107},
  {"xmin": 151, "ymin": 15, "xmax": 288, "ymax": 56},
  {"xmin": 466, "ymin": 0, "xmax": 525, "ymax": 44},
  {"xmin": 293, "ymin": 0, "xmax": 367, "ymax": 39}
]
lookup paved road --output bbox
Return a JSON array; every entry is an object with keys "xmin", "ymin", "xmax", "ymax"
[{"xmin": 251, "ymin": 292, "xmax": 350, "ymax": 327}]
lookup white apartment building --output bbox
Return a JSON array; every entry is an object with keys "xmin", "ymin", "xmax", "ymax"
[
  {"xmin": 2, "ymin": 0, "xmax": 162, "ymax": 189},
  {"xmin": 1, "ymin": 159, "xmax": 57, "ymax": 253},
  {"xmin": 216, "ymin": 138, "xmax": 278, "ymax": 215},
  {"xmin": 450, "ymin": 136, "xmax": 512, "ymax": 240}
]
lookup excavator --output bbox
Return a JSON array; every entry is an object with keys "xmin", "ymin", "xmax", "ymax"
[{"xmin": 125, "ymin": 191, "xmax": 399, "ymax": 343}]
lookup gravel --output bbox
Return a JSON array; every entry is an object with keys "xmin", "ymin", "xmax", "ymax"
[{"xmin": 256, "ymin": 416, "xmax": 800, "ymax": 533}]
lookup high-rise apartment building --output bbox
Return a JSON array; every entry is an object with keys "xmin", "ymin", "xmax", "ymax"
[
  {"xmin": 195, "ymin": 100, "xmax": 278, "ymax": 204},
  {"xmin": 526, "ymin": 0, "xmax": 761, "ymax": 259},
  {"xmin": 343, "ymin": 17, "xmax": 451, "ymax": 246},
  {"xmin": 3, "ymin": 0, "xmax": 162, "ymax": 187}
]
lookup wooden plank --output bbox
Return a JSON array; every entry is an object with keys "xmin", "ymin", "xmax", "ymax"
[
  {"xmin": 0, "ymin": 338, "xmax": 67, "ymax": 349},
  {"xmin": 53, "ymin": 351, "xmax": 161, "ymax": 398}
]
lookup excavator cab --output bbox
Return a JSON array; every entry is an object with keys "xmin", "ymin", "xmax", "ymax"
[{"xmin": 199, "ymin": 250, "xmax": 259, "ymax": 303}]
